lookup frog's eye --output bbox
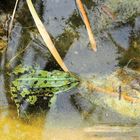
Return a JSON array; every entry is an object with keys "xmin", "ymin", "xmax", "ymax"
[
  {"xmin": 38, "ymin": 74, "xmax": 42, "ymax": 76},
  {"xmin": 34, "ymin": 81, "xmax": 38, "ymax": 84}
]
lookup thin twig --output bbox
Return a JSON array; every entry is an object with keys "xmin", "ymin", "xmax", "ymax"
[
  {"xmin": 101, "ymin": 4, "xmax": 116, "ymax": 20},
  {"xmin": 87, "ymin": 81, "xmax": 140, "ymax": 103},
  {"xmin": 6, "ymin": 42, "xmax": 32, "ymax": 68},
  {"xmin": 8, "ymin": 0, "xmax": 19, "ymax": 37},
  {"xmin": 76, "ymin": 0, "xmax": 97, "ymax": 51}
]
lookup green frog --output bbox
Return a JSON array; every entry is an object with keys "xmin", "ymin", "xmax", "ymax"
[{"xmin": 10, "ymin": 65, "xmax": 79, "ymax": 117}]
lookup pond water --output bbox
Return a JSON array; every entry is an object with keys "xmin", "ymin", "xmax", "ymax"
[{"xmin": 0, "ymin": 0, "xmax": 140, "ymax": 139}]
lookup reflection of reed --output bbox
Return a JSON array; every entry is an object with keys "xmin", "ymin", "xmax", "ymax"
[{"xmin": 76, "ymin": 0, "xmax": 97, "ymax": 52}]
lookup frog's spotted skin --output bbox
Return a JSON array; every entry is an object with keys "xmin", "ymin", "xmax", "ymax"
[{"xmin": 10, "ymin": 65, "xmax": 79, "ymax": 116}]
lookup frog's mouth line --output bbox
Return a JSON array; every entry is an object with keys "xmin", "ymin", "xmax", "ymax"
[{"xmin": 16, "ymin": 77, "xmax": 78, "ymax": 81}]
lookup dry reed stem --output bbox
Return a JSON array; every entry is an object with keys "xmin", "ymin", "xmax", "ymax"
[
  {"xmin": 76, "ymin": 0, "xmax": 97, "ymax": 52},
  {"xmin": 26, "ymin": 0, "xmax": 69, "ymax": 72}
]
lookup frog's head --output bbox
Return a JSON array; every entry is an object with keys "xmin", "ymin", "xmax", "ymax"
[{"xmin": 46, "ymin": 70, "xmax": 80, "ymax": 94}]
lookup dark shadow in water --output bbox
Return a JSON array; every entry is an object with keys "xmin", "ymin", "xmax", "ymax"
[{"xmin": 0, "ymin": 0, "xmax": 16, "ymax": 12}]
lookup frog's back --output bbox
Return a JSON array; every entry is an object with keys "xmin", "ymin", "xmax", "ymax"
[{"xmin": 10, "ymin": 65, "xmax": 79, "ymax": 117}]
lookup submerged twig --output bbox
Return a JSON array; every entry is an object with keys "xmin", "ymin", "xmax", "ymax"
[
  {"xmin": 87, "ymin": 81, "xmax": 140, "ymax": 103},
  {"xmin": 84, "ymin": 125, "xmax": 134, "ymax": 133},
  {"xmin": 8, "ymin": 0, "xmax": 19, "ymax": 37},
  {"xmin": 124, "ymin": 58, "xmax": 140, "ymax": 77},
  {"xmin": 101, "ymin": 4, "xmax": 116, "ymax": 20},
  {"xmin": 6, "ymin": 42, "xmax": 32, "ymax": 68},
  {"xmin": 76, "ymin": 0, "xmax": 97, "ymax": 51},
  {"xmin": 26, "ymin": 0, "xmax": 69, "ymax": 72},
  {"xmin": 118, "ymin": 86, "xmax": 122, "ymax": 100}
]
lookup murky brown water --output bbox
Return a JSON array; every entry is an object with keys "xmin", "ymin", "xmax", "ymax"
[{"xmin": 0, "ymin": 0, "xmax": 140, "ymax": 139}]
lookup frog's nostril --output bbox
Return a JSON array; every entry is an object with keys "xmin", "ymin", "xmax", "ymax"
[{"xmin": 34, "ymin": 81, "xmax": 38, "ymax": 84}]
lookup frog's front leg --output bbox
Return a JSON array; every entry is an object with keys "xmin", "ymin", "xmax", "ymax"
[{"xmin": 47, "ymin": 93, "xmax": 58, "ymax": 109}]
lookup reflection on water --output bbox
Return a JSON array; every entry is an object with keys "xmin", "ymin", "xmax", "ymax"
[{"xmin": 0, "ymin": 0, "xmax": 140, "ymax": 139}]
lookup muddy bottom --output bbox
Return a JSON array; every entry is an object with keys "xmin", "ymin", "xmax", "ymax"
[{"xmin": 0, "ymin": 108, "xmax": 140, "ymax": 140}]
